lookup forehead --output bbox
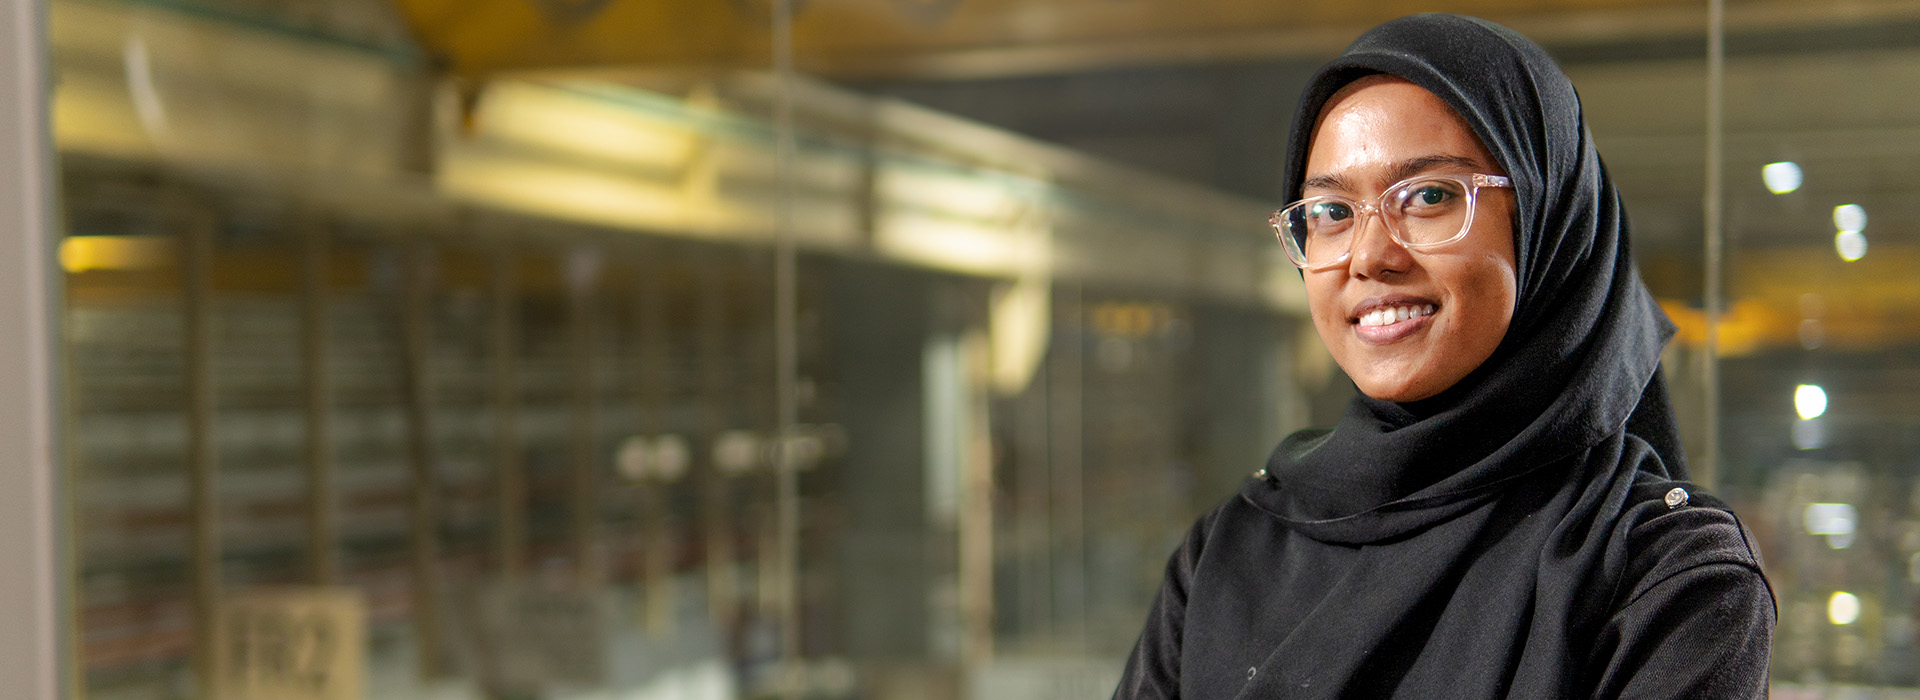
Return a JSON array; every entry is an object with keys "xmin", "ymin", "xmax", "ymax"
[{"xmin": 1304, "ymin": 76, "xmax": 1495, "ymax": 184}]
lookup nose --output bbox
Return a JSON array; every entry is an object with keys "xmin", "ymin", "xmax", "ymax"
[{"xmin": 1345, "ymin": 208, "xmax": 1414, "ymax": 280}]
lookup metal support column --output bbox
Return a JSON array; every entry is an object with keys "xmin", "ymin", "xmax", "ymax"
[
  {"xmin": 1699, "ymin": 0, "xmax": 1726, "ymax": 488},
  {"xmin": 400, "ymin": 243, "xmax": 444, "ymax": 678},
  {"xmin": 303, "ymin": 216, "xmax": 338, "ymax": 585},
  {"xmin": 0, "ymin": 0, "xmax": 64, "ymax": 696}
]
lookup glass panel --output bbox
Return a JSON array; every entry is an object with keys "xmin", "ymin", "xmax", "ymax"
[
  {"xmin": 61, "ymin": 0, "xmax": 1920, "ymax": 697},
  {"xmin": 1714, "ymin": 8, "xmax": 1920, "ymax": 691}
]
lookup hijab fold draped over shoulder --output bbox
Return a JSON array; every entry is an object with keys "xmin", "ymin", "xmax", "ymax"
[{"xmin": 1115, "ymin": 14, "xmax": 1773, "ymax": 700}]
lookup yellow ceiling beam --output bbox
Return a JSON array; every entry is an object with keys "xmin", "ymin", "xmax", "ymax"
[
  {"xmin": 389, "ymin": 0, "xmax": 1920, "ymax": 79},
  {"xmin": 389, "ymin": 0, "xmax": 1865, "ymax": 79},
  {"xmin": 1664, "ymin": 244, "xmax": 1920, "ymax": 356}
]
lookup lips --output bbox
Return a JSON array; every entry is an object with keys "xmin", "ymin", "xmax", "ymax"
[{"xmin": 1348, "ymin": 295, "xmax": 1440, "ymax": 344}]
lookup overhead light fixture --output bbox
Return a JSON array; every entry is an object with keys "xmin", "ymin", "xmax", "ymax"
[
  {"xmin": 1795, "ymin": 384, "xmax": 1828, "ymax": 420},
  {"xmin": 1835, "ymin": 230, "xmax": 1867, "ymax": 262},
  {"xmin": 1833, "ymin": 204, "xmax": 1868, "ymax": 233},
  {"xmin": 1761, "ymin": 162, "xmax": 1802, "ymax": 194},
  {"xmin": 1829, "ymin": 591, "xmax": 1861, "ymax": 625}
]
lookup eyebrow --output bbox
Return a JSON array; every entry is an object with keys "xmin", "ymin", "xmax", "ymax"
[{"xmin": 1301, "ymin": 154, "xmax": 1488, "ymax": 194}]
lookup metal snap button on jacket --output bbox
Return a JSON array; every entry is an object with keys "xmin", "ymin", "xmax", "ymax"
[{"xmin": 1664, "ymin": 487, "xmax": 1690, "ymax": 509}]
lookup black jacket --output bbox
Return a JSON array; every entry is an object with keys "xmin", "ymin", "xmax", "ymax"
[
  {"xmin": 1116, "ymin": 14, "xmax": 1773, "ymax": 699},
  {"xmin": 1115, "ymin": 469, "xmax": 1773, "ymax": 699}
]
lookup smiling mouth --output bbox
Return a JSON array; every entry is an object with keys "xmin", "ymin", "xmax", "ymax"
[
  {"xmin": 1346, "ymin": 299, "xmax": 1439, "ymax": 344},
  {"xmin": 1355, "ymin": 303, "xmax": 1436, "ymax": 327}
]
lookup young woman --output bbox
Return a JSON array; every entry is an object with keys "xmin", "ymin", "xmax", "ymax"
[{"xmin": 1115, "ymin": 14, "xmax": 1773, "ymax": 699}]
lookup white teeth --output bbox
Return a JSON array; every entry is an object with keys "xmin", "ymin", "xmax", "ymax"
[{"xmin": 1357, "ymin": 304, "xmax": 1435, "ymax": 327}]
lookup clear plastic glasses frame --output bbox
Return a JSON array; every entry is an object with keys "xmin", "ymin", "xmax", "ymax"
[{"xmin": 1269, "ymin": 172, "xmax": 1513, "ymax": 270}]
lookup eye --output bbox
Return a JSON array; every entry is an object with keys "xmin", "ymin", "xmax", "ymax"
[
  {"xmin": 1311, "ymin": 201, "xmax": 1353, "ymax": 225},
  {"xmin": 1396, "ymin": 180, "xmax": 1468, "ymax": 217},
  {"xmin": 1413, "ymin": 185, "xmax": 1452, "ymax": 206}
]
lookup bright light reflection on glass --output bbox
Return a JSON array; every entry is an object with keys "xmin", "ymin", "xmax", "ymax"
[
  {"xmin": 1804, "ymin": 503, "xmax": 1856, "ymax": 536},
  {"xmin": 1836, "ymin": 230, "xmax": 1868, "ymax": 262},
  {"xmin": 1830, "ymin": 591, "xmax": 1861, "ymax": 625},
  {"xmin": 1834, "ymin": 204, "xmax": 1868, "ymax": 233},
  {"xmin": 1795, "ymin": 384, "xmax": 1828, "ymax": 420},
  {"xmin": 1805, "ymin": 502, "xmax": 1856, "ymax": 548},
  {"xmin": 1762, "ymin": 161, "xmax": 1802, "ymax": 194}
]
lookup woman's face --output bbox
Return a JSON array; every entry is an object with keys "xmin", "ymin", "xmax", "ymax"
[{"xmin": 1301, "ymin": 76, "xmax": 1518, "ymax": 403}]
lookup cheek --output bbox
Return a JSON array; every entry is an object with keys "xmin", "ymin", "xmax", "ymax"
[
  {"xmin": 1443, "ymin": 261, "xmax": 1518, "ymax": 348},
  {"xmin": 1303, "ymin": 275, "xmax": 1348, "ymax": 337}
]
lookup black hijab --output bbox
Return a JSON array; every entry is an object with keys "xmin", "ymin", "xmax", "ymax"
[
  {"xmin": 1201, "ymin": 13, "xmax": 1722, "ymax": 698},
  {"xmin": 1252, "ymin": 12, "xmax": 1684, "ymax": 542}
]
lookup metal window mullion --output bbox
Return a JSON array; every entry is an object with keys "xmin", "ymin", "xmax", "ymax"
[
  {"xmin": 1049, "ymin": 283, "xmax": 1087, "ymax": 650},
  {"xmin": 303, "ymin": 215, "xmax": 337, "ymax": 586},
  {"xmin": 1699, "ymin": 0, "xmax": 1726, "ymax": 489},
  {"xmin": 492, "ymin": 248, "xmax": 525, "ymax": 578},
  {"xmin": 181, "ymin": 196, "xmax": 222, "ymax": 694},
  {"xmin": 400, "ymin": 243, "xmax": 443, "ymax": 679},
  {"xmin": 699, "ymin": 261, "xmax": 736, "ymax": 627},
  {"xmin": 771, "ymin": 0, "xmax": 803, "ymax": 665},
  {"xmin": 635, "ymin": 252, "xmax": 674, "ymax": 635},
  {"xmin": 569, "ymin": 261, "xmax": 601, "ymax": 585}
]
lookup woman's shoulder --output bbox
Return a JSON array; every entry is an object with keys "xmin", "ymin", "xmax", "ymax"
[
  {"xmin": 1162, "ymin": 487, "xmax": 1311, "ymax": 572},
  {"xmin": 1613, "ymin": 474, "xmax": 1772, "ymax": 611}
]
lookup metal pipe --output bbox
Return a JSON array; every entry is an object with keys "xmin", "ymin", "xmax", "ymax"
[
  {"xmin": 1700, "ymin": 0, "xmax": 1725, "ymax": 488},
  {"xmin": 400, "ymin": 243, "xmax": 443, "ymax": 678},
  {"xmin": 303, "ymin": 215, "xmax": 338, "ymax": 585},
  {"xmin": 492, "ymin": 248, "xmax": 525, "ymax": 578},
  {"xmin": 181, "ymin": 195, "xmax": 222, "ymax": 693}
]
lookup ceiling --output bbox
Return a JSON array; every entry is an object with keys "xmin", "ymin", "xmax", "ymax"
[
  {"xmin": 385, "ymin": 0, "xmax": 1920, "ymax": 79},
  {"xmin": 68, "ymin": 0, "xmax": 1920, "ymax": 353},
  {"xmin": 383, "ymin": 0, "xmax": 1920, "ymax": 354}
]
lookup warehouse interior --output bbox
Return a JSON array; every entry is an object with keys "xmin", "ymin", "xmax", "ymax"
[{"xmin": 43, "ymin": 0, "xmax": 1920, "ymax": 697}]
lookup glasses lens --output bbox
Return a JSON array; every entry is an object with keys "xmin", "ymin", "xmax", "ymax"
[
  {"xmin": 1278, "ymin": 198, "xmax": 1356, "ymax": 266},
  {"xmin": 1386, "ymin": 178, "xmax": 1471, "ymax": 246}
]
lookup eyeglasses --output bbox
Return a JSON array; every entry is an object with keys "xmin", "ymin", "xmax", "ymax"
[{"xmin": 1269, "ymin": 172, "xmax": 1512, "ymax": 270}]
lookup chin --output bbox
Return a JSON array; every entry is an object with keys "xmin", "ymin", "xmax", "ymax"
[
  {"xmin": 1352, "ymin": 369, "xmax": 1443, "ymax": 403},
  {"xmin": 1357, "ymin": 383, "xmax": 1430, "ymax": 403}
]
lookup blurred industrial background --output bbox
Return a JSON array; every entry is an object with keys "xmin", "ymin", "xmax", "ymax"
[{"xmin": 28, "ymin": 0, "xmax": 1920, "ymax": 698}]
